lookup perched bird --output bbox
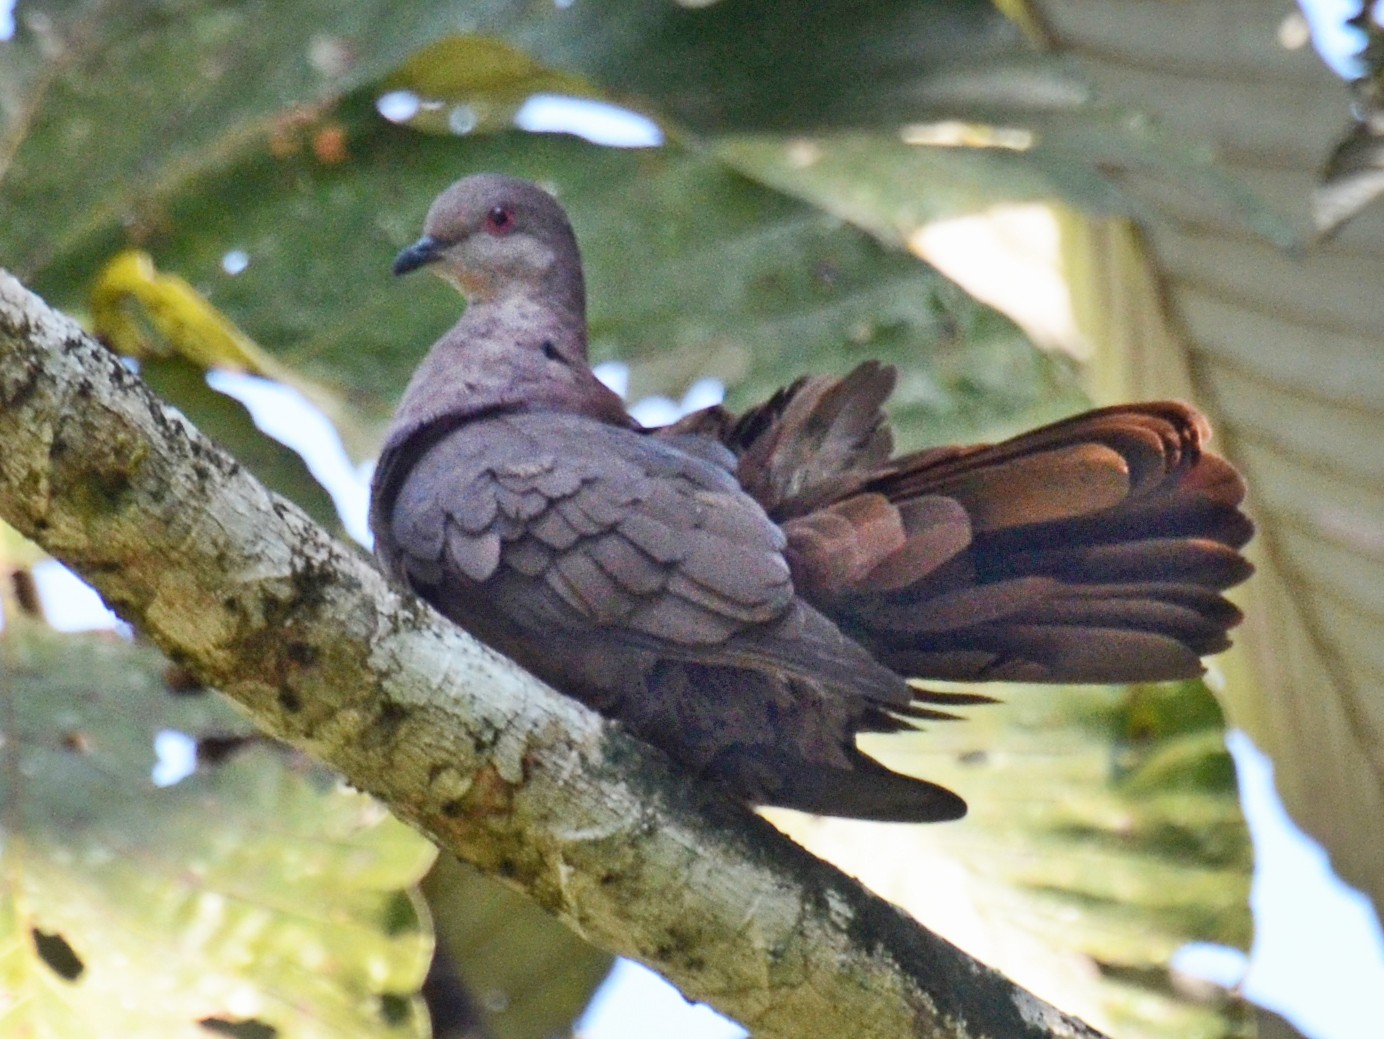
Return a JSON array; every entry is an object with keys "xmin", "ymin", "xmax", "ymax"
[{"xmin": 371, "ymin": 174, "xmax": 1253, "ymax": 823}]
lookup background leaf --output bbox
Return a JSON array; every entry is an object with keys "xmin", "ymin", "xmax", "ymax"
[
  {"xmin": 424, "ymin": 856, "xmax": 613, "ymax": 1039},
  {"xmin": 15, "ymin": 1, "xmax": 1371, "ymax": 1036},
  {"xmin": 1034, "ymin": 0, "xmax": 1384, "ymax": 923},
  {"xmin": 770, "ymin": 678, "xmax": 1251, "ymax": 1039},
  {"xmin": 0, "ymin": 620, "xmax": 436, "ymax": 1038}
]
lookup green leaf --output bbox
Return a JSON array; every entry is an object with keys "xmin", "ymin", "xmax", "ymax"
[
  {"xmin": 716, "ymin": 132, "xmax": 1131, "ymax": 239},
  {"xmin": 139, "ymin": 356, "xmax": 344, "ymax": 532},
  {"xmin": 381, "ymin": 15, "xmax": 1290, "ymax": 243},
  {"xmin": 0, "ymin": 620, "xmax": 436, "ymax": 1038},
  {"xmin": 0, "ymin": 0, "xmax": 464, "ymax": 284},
  {"xmin": 82, "ymin": 250, "xmax": 346, "ymax": 527},
  {"xmin": 1045, "ymin": 0, "xmax": 1384, "ymax": 928},
  {"xmin": 424, "ymin": 856, "xmax": 613, "ymax": 1039},
  {"xmin": 406, "ymin": 1, "xmax": 1042, "ymax": 135},
  {"xmin": 32, "ymin": 100, "xmax": 1082, "ymax": 445},
  {"xmin": 382, "ymin": 35, "xmax": 602, "ymax": 137},
  {"xmin": 3, "ymin": 1, "xmax": 1291, "ymax": 303},
  {"xmin": 0, "ymin": 0, "xmax": 1039, "ymax": 295},
  {"xmin": 772, "ymin": 679, "xmax": 1252, "ymax": 1038}
]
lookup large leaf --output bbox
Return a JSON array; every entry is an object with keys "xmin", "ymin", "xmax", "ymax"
[
  {"xmin": 1030, "ymin": 0, "xmax": 1384, "ymax": 922},
  {"xmin": 0, "ymin": 0, "xmax": 1030, "ymax": 295},
  {"xmin": 424, "ymin": 856, "xmax": 613, "ymax": 1039},
  {"xmin": 0, "ymin": 0, "xmax": 465, "ymax": 282},
  {"xmin": 770, "ymin": 678, "xmax": 1251, "ymax": 1039},
  {"xmin": 84, "ymin": 250, "xmax": 348, "ymax": 527},
  {"xmin": 0, "ymin": 620, "xmax": 436, "ymax": 1037}
]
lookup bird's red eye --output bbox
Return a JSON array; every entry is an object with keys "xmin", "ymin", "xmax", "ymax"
[{"xmin": 485, "ymin": 205, "xmax": 515, "ymax": 234}]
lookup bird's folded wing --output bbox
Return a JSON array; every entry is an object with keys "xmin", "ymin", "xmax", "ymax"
[{"xmin": 379, "ymin": 411, "xmax": 914, "ymax": 706}]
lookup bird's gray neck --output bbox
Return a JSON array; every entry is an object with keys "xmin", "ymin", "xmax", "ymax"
[
  {"xmin": 459, "ymin": 288, "xmax": 586, "ymax": 359},
  {"xmin": 383, "ymin": 282, "xmax": 624, "ymax": 453},
  {"xmin": 541, "ymin": 237, "xmax": 586, "ymax": 327}
]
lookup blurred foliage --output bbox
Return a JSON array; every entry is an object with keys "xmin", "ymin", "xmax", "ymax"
[
  {"xmin": 424, "ymin": 856, "xmax": 614, "ymax": 1039},
  {"xmin": 0, "ymin": 1, "xmax": 1306, "ymax": 1037},
  {"xmin": 779, "ymin": 675, "xmax": 1251, "ymax": 1038},
  {"xmin": 0, "ymin": 619, "xmax": 435, "ymax": 1038},
  {"xmin": 89, "ymin": 250, "xmax": 344, "ymax": 528},
  {"xmin": 1031, "ymin": 0, "xmax": 1384, "ymax": 932}
]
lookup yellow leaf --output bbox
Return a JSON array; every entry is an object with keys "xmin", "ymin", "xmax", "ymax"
[{"xmin": 90, "ymin": 250, "xmax": 285, "ymax": 377}]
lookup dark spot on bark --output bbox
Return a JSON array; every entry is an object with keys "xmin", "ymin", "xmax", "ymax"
[
  {"xmin": 470, "ymin": 732, "xmax": 496, "ymax": 755},
  {"xmin": 288, "ymin": 556, "xmax": 332, "ymax": 611},
  {"xmin": 654, "ymin": 924, "xmax": 702, "ymax": 963},
  {"xmin": 33, "ymin": 929, "xmax": 84, "ymax": 980},
  {"xmin": 2, "ymin": 363, "xmax": 41, "ymax": 410},
  {"xmin": 162, "ymin": 666, "xmax": 205, "ymax": 694},
  {"xmin": 375, "ymin": 700, "xmax": 408, "ymax": 740},
  {"xmin": 278, "ymin": 688, "xmax": 302, "ymax": 713},
  {"xmin": 98, "ymin": 589, "xmax": 135, "ymax": 616},
  {"xmin": 441, "ymin": 799, "xmax": 466, "ymax": 818},
  {"xmin": 286, "ymin": 641, "xmax": 316, "ymax": 666}
]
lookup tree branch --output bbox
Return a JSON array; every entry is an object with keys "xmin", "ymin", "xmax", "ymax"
[{"xmin": 0, "ymin": 270, "xmax": 1106, "ymax": 1039}]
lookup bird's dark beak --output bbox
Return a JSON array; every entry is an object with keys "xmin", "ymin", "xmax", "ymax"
[{"xmin": 393, "ymin": 235, "xmax": 444, "ymax": 276}]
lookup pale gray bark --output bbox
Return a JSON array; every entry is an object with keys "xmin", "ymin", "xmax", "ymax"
[{"xmin": 0, "ymin": 270, "xmax": 1106, "ymax": 1039}]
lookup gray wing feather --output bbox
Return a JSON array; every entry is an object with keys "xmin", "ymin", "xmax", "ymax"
[{"xmin": 379, "ymin": 411, "xmax": 910, "ymax": 705}]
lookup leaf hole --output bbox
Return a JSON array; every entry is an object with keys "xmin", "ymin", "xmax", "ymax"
[
  {"xmin": 32, "ymin": 929, "xmax": 84, "ymax": 980},
  {"xmin": 378, "ymin": 993, "xmax": 412, "ymax": 1026},
  {"xmin": 152, "ymin": 729, "xmax": 198, "ymax": 787},
  {"xmin": 199, "ymin": 1017, "xmax": 277, "ymax": 1039},
  {"xmin": 380, "ymin": 889, "xmax": 420, "ymax": 936}
]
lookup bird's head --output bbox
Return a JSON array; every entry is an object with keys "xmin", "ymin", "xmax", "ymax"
[{"xmin": 392, "ymin": 174, "xmax": 585, "ymax": 313}]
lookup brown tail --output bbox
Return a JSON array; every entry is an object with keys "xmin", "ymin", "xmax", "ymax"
[
  {"xmin": 713, "ymin": 364, "xmax": 1254, "ymax": 685},
  {"xmin": 709, "ymin": 742, "xmax": 969, "ymax": 822}
]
